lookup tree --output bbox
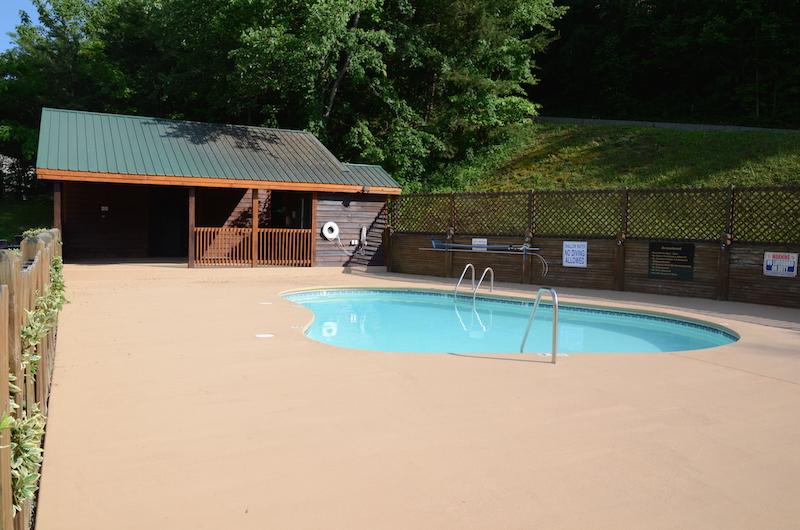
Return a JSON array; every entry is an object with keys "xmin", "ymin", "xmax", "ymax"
[{"xmin": 0, "ymin": 0, "xmax": 567, "ymax": 189}]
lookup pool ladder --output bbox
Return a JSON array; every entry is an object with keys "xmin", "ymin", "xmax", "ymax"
[
  {"xmin": 454, "ymin": 263, "xmax": 494, "ymax": 301},
  {"xmin": 519, "ymin": 288, "xmax": 559, "ymax": 364}
]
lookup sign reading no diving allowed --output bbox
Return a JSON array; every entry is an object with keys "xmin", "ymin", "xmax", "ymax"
[{"xmin": 562, "ymin": 241, "xmax": 588, "ymax": 268}]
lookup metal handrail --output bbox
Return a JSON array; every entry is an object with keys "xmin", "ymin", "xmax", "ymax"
[
  {"xmin": 454, "ymin": 263, "xmax": 475, "ymax": 297},
  {"xmin": 519, "ymin": 288, "xmax": 559, "ymax": 364},
  {"xmin": 473, "ymin": 267, "xmax": 494, "ymax": 301}
]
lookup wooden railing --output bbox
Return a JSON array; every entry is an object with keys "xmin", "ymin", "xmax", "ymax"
[
  {"xmin": 193, "ymin": 227, "xmax": 313, "ymax": 267},
  {"xmin": 256, "ymin": 229, "xmax": 313, "ymax": 266},
  {"xmin": 194, "ymin": 227, "xmax": 252, "ymax": 267},
  {"xmin": 0, "ymin": 230, "xmax": 62, "ymax": 530}
]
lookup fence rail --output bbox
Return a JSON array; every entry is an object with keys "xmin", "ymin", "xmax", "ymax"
[
  {"xmin": 0, "ymin": 230, "xmax": 63, "ymax": 530},
  {"xmin": 388, "ymin": 186, "xmax": 800, "ymax": 244},
  {"xmin": 194, "ymin": 227, "xmax": 313, "ymax": 267},
  {"xmin": 256, "ymin": 229, "xmax": 313, "ymax": 266}
]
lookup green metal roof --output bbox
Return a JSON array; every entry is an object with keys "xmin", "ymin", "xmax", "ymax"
[
  {"xmin": 36, "ymin": 108, "xmax": 400, "ymax": 189},
  {"xmin": 341, "ymin": 163, "xmax": 399, "ymax": 189}
]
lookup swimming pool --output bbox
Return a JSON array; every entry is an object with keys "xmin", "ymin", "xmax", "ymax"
[{"xmin": 283, "ymin": 289, "xmax": 738, "ymax": 354}]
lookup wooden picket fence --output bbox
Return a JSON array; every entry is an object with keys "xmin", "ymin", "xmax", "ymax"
[{"xmin": 0, "ymin": 230, "xmax": 62, "ymax": 530}]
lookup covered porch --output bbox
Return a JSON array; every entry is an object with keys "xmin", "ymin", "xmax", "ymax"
[{"xmin": 190, "ymin": 187, "xmax": 315, "ymax": 267}]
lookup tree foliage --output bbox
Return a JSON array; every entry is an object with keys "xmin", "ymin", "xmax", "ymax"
[
  {"xmin": 534, "ymin": 0, "xmax": 800, "ymax": 128},
  {"xmin": 0, "ymin": 0, "xmax": 566, "ymax": 189}
]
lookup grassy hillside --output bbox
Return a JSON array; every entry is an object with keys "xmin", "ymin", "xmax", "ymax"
[
  {"xmin": 428, "ymin": 123, "xmax": 800, "ymax": 191},
  {"xmin": 0, "ymin": 197, "xmax": 52, "ymax": 241}
]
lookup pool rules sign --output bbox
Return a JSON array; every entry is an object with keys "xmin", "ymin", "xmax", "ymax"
[{"xmin": 763, "ymin": 252, "xmax": 798, "ymax": 278}]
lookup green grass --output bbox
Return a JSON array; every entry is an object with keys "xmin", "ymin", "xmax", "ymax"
[
  {"xmin": 429, "ymin": 123, "xmax": 800, "ymax": 191},
  {"xmin": 0, "ymin": 197, "xmax": 52, "ymax": 242}
]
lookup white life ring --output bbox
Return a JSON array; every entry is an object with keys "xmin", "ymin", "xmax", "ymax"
[
  {"xmin": 322, "ymin": 221, "xmax": 340, "ymax": 241},
  {"xmin": 322, "ymin": 321, "xmax": 338, "ymax": 337}
]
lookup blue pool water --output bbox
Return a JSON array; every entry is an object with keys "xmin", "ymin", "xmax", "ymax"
[{"xmin": 283, "ymin": 289, "xmax": 738, "ymax": 354}]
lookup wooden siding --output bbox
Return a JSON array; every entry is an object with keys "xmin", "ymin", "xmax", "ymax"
[
  {"xmin": 728, "ymin": 244, "xmax": 800, "ymax": 307},
  {"xmin": 512, "ymin": 237, "xmax": 616, "ymax": 290},
  {"xmin": 62, "ymin": 181, "xmax": 149, "ymax": 258},
  {"xmin": 314, "ymin": 193, "xmax": 387, "ymax": 267},
  {"xmin": 390, "ymin": 233, "xmax": 448, "ymax": 277},
  {"xmin": 389, "ymin": 232, "xmax": 800, "ymax": 308}
]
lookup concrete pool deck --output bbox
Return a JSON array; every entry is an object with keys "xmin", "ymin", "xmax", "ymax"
[{"xmin": 36, "ymin": 263, "xmax": 800, "ymax": 529}]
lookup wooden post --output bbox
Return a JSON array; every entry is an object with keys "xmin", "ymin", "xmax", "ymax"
[
  {"xmin": 614, "ymin": 188, "xmax": 628, "ymax": 291},
  {"xmin": 383, "ymin": 227, "xmax": 392, "ymax": 272},
  {"xmin": 383, "ymin": 197, "xmax": 391, "ymax": 272},
  {"xmin": 188, "ymin": 187, "xmax": 196, "ymax": 268},
  {"xmin": 53, "ymin": 181, "xmax": 62, "ymax": 232},
  {"xmin": 717, "ymin": 185, "xmax": 735, "ymax": 300},
  {"xmin": 0, "ymin": 253, "xmax": 22, "ymax": 402},
  {"xmin": 0, "ymin": 285, "xmax": 12, "ymax": 530},
  {"xmin": 445, "ymin": 193, "xmax": 455, "ymax": 277},
  {"xmin": 251, "ymin": 189, "xmax": 259, "ymax": 267},
  {"xmin": 524, "ymin": 190, "xmax": 534, "ymax": 284},
  {"xmin": 310, "ymin": 192, "xmax": 317, "ymax": 267}
]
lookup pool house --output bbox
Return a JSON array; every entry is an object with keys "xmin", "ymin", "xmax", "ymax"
[{"xmin": 35, "ymin": 108, "xmax": 401, "ymax": 267}]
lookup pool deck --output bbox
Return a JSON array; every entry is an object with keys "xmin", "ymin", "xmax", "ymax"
[{"xmin": 36, "ymin": 263, "xmax": 800, "ymax": 529}]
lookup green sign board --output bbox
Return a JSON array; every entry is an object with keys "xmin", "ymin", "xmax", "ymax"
[{"xmin": 648, "ymin": 242, "xmax": 695, "ymax": 280}]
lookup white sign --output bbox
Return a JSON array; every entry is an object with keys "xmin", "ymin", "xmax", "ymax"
[
  {"xmin": 472, "ymin": 238, "xmax": 488, "ymax": 251},
  {"xmin": 562, "ymin": 241, "xmax": 588, "ymax": 268},
  {"xmin": 763, "ymin": 252, "xmax": 798, "ymax": 278}
]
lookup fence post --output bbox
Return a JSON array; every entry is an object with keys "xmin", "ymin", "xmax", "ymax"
[
  {"xmin": 0, "ymin": 285, "xmax": 12, "ymax": 530},
  {"xmin": 524, "ymin": 190, "xmax": 535, "ymax": 284},
  {"xmin": 445, "ymin": 193, "xmax": 455, "ymax": 277},
  {"xmin": 251, "ymin": 189, "xmax": 259, "ymax": 267},
  {"xmin": 0, "ymin": 253, "xmax": 22, "ymax": 418},
  {"xmin": 188, "ymin": 187, "xmax": 196, "ymax": 268},
  {"xmin": 717, "ymin": 185, "xmax": 735, "ymax": 300},
  {"xmin": 614, "ymin": 188, "xmax": 628, "ymax": 291}
]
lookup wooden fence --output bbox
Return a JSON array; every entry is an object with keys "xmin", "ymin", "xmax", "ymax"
[
  {"xmin": 0, "ymin": 230, "xmax": 62, "ymax": 530},
  {"xmin": 386, "ymin": 187, "xmax": 800, "ymax": 307},
  {"xmin": 193, "ymin": 227, "xmax": 314, "ymax": 267}
]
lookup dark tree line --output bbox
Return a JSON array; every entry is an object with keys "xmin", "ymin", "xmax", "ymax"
[{"xmin": 534, "ymin": 0, "xmax": 800, "ymax": 127}]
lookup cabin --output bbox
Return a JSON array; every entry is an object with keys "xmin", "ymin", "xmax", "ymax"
[{"xmin": 35, "ymin": 108, "xmax": 401, "ymax": 267}]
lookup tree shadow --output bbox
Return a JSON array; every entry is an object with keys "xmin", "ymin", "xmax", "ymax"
[{"xmin": 144, "ymin": 118, "xmax": 284, "ymax": 152}]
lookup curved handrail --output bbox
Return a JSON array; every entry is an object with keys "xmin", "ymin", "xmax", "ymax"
[
  {"xmin": 519, "ymin": 288, "xmax": 559, "ymax": 364},
  {"xmin": 473, "ymin": 267, "xmax": 494, "ymax": 301},
  {"xmin": 532, "ymin": 253, "xmax": 549, "ymax": 278},
  {"xmin": 454, "ymin": 263, "xmax": 476, "ymax": 298}
]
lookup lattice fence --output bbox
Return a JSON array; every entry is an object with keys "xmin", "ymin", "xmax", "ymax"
[
  {"xmin": 732, "ymin": 188, "xmax": 800, "ymax": 244},
  {"xmin": 390, "ymin": 194, "xmax": 451, "ymax": 233},
  {"xmin": 389, "ymin": 186, "xmax": 800, "ymax": 245},
  {"xmin": 534, "ymin": 190, "xmax": 621, "ymax": 237},
  {"xmin": 627, "ymin": 189, "xmax": 730, "ymax": 241},
  {"xmin": 453, "ymin": 192, "xmax": 528, "ymax": 235}
]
